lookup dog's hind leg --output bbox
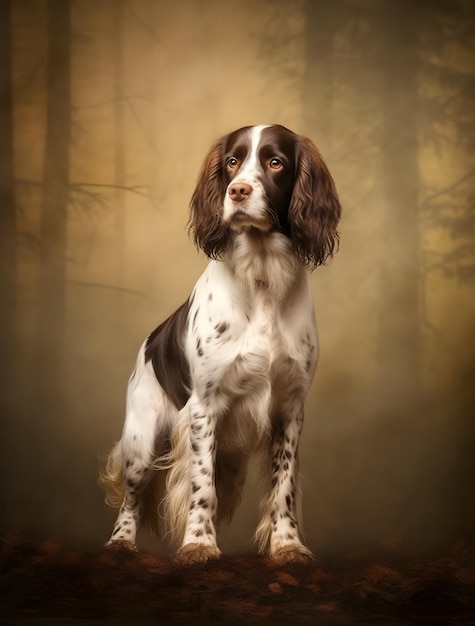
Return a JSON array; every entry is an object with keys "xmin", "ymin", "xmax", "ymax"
[{"xmin": 102, "ymin": 344, "xmax": 176, "ymax": 550}]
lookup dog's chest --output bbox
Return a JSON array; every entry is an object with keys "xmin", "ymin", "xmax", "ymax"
[{"xmin": 188, "ymin": 281, "xmax": 317, "ymax": 447}]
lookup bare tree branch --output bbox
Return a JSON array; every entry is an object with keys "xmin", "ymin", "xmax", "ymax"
[
  {"xmin": 67, "ymin": 279, "xmax": 154, "ymax": 302},
  {"xmin": 125, "ymin": 98, "xmax": 159, "ymax": 156},
  {"xmin": 420, "ymin": 167, "xmax": 475, "ymax": 209},
  {"xmin": 124, "ymin": 0, "xmax": 165, "ymax": 48},
  {"xmin": 71, "ymin": 181, "xmax": 150, "ymax": 200}
]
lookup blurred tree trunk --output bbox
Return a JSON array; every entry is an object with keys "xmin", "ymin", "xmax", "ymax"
[
  {"xmin": 107, "ymin": 0, "xmax": 130, "ymax": 371},
  {"xmin": 0, "ymin": 0, "xmax": 15, "ymax": 378},
  {"xmin": 113, "ymin": 0, "xmax": 126, "ymax": 289},
  {"xmin": 378, "ymin": 1, "xmax": 421, "ymax": 400},
  {"xmin": 37, "ymin": 0, "xmax": 71, "ymax": 384},
  {"xmin": 0, "ymin": 0, "xmax": 15, "ymax": 508},
  {"xmin": 302, "ymin": 0, "xmax": 341, "ymax": 153}
]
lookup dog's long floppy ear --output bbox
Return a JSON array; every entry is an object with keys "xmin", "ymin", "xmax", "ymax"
[
  {"xmin": 189, "ymin": 137, "xmax": 231, "ymax": 259},
  {"xmin": 289, "ymin": 138, "xmax": 341, "ymax": 269}
]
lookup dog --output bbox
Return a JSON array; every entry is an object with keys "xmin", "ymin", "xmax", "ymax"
[{"xmin": 100, "ymin": 124, "xmax": 341, "ymax": 564}]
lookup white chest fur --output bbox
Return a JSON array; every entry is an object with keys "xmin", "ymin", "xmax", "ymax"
[{"xmin": 186, "ymin": 232, "xmax": 318, "ymax": 451}]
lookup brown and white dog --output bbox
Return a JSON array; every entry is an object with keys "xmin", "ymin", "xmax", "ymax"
[{"xmin": 100, "ymin": 124, "xmax": 341, "ymax": 563}]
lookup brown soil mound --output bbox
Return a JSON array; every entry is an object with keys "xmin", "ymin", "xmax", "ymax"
[{"xmin": 1, "ymin": 533, "xmax": 474, "ymax": 625}]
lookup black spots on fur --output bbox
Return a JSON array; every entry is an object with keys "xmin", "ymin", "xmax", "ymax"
[
  {"xmin": 214, "ymin": 321, "xmax": 229, "ymax": 336},
  {"xmin": 193, "ymin": 411, "xmax": 207, "ymax": 420},
  {"xmin": 204, "ymin": 522, "xmax": 213, "ymax": 536},
  {"xmin": 284, "ymin": 510, "xmax": 297, "ymax": 525},
  {"xmin": 303, "ymin": 332, "xmax": 311, "ymax": 347},
  {"xmin": 285, "ymin": 494, "xmax": 292, "ymax": 510},
  {"xmin": 192, "ymin": 482, "xmax": 200, "ymax": 493},
  {"xmin": 196, "ymin": 338, "xmax": 204, "ymax": 358},
  {"xmin": 204, "ymin": 380, "xmax": 214, "ymax": 400},
  {"xmin": 192, "ymin": 441, "xmax": 200, "ymax": 453},
  {"xmin": 194, "ymin": 529, "xmax": 203, "ymax": 537},
  {"xmin": 191, "ymin": 422, "xmax": 202, "ymax": 435},
  {"xmin": 192, "ymin": 308, "xmax": 199, "ymax": 327},
  {"xmin": 284, "ymin": 450, "xmax": 292, "ymax": 461},
  {"xmin": 198, "ymin": 498, "xmax": 209, "ymax": 509}
]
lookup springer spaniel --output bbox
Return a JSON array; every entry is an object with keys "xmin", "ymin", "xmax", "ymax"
[{"xmin": 100, "ymin": 124, "xmax": 341, "ymax": 564}]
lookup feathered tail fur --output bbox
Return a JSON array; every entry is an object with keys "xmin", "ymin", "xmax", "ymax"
[{"xmin": 99, "ymin": 442, "xmax": 166, "ymax": 540}]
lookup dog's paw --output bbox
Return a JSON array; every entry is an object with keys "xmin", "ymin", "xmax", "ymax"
[
  {"xmin": 176, "ymin": 543, "xmax": 221, "ymax": 564},
  {"xmin": 104, "ymin": 539, "xmax": 138, "ymax": 552},
  {"xmin": 269, "ymin": 544, "xmax": 315, "ymax": 564}
]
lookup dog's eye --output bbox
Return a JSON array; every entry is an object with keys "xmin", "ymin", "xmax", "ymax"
[
  {"xmin": 268, "ymin": 158, "xmax": 283, "ymax": 170},
  {"xmin": 226, "ymin": 157, "xmax": 239, "ymax": 169}
]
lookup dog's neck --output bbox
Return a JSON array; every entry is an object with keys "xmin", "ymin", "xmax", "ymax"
[{"xmin": 225, "ymin": 228, "xmax": 302, "ymax": 300}]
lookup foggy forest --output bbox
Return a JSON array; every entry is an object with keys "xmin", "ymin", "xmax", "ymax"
[{"xmin": 1, "ymin": 0, "xmax": 474, "ymax": 624}]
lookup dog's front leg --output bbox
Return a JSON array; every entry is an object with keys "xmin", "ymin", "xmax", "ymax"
[
  {"xmin": 176, "ymin": 398, "xmax": 221, "ymax": 564},
  {"xmin": 257, "ymin": 407, "xmax": 314, "ymax": 563}
]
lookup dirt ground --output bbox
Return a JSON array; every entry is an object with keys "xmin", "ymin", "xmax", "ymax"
[{"xmin": 1, "ymin": 533, "xmax": 474, "ymax": 625}]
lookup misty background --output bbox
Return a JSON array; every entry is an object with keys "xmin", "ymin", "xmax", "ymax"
[{"xmin": 0, "ymin": 0, "xmax": 474, "ymax": 556}]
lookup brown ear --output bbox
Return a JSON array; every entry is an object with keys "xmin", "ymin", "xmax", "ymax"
[
  {"xmin": 188, "ymin": 138, "xmax": 231, "ymax": 259},
  {"xmin": 289, "ymin": 138, "xmax": 341, "ymax": 269}
]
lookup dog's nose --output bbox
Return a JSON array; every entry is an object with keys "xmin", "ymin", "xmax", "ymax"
[{"xmin": 228, "ymin": 182, "xmax": 252, "ymax": 202}]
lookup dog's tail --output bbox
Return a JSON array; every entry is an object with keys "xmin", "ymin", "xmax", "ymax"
[
  {"xmin": 98, "ymin": 441, "xmax": 165, "ymax": 540},
  {"xmin": 98, "ymin": 442, "xmax": 124, "ymax": 508}
]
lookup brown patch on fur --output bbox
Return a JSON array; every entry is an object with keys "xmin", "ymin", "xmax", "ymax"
[{"xmin": 145, "ymin": 300, "xmax": 191, "ymax": 409}]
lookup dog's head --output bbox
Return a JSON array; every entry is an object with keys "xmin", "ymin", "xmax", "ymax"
[{"xmin": 189, "ymin": 124, "xmax": 341, "ymax": 269}]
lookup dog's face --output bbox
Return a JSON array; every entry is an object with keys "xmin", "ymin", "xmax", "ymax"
[
  {"xmin": 222, "ymin": 125, "xmax": 297, "ymax": 235},
  {"xmin": 190, "ymin": 124, "xmax": 341, "ymax": 269}
]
